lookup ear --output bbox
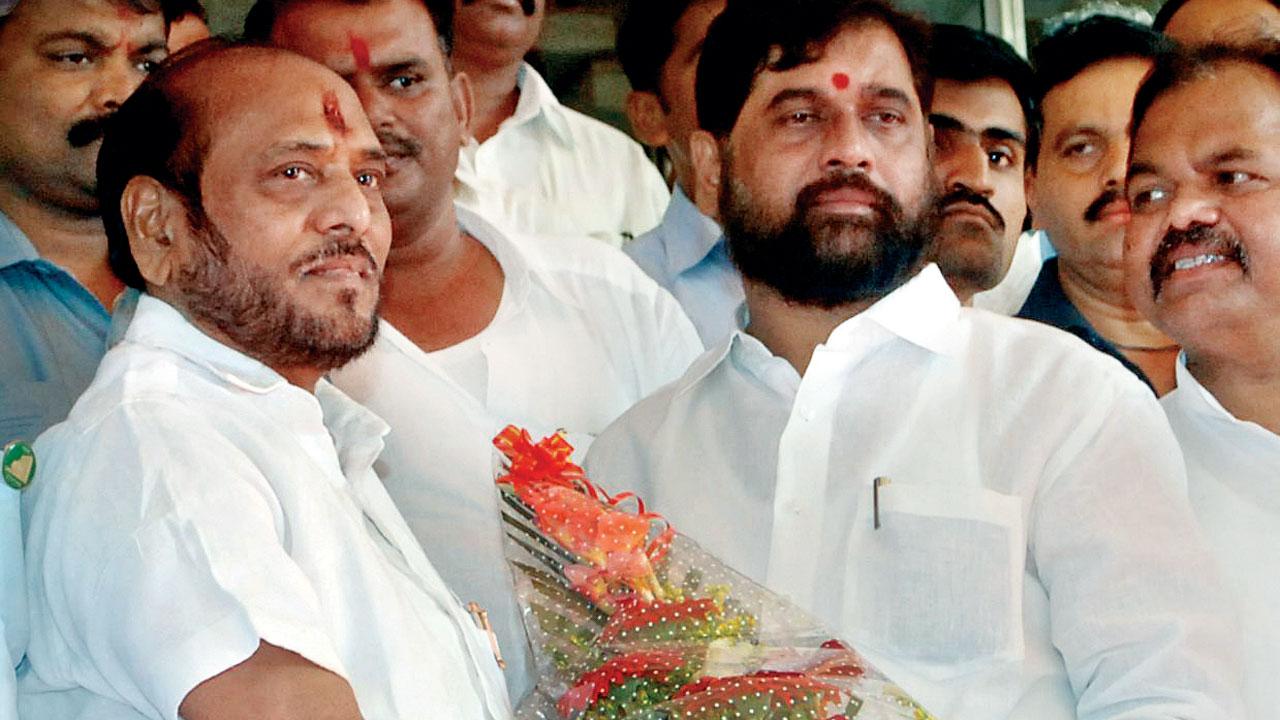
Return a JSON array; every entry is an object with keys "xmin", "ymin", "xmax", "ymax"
[
  {"xmin": 1024, "ymin": 165, "xmax": 1039, "ymax": 222},
  {"xmin": 689, "ymin": 129, "xmax": 722, "ymax": 220},
  {"xmin": 121, "ymin": 176, "xmax": 187, "ymax": 289},
  {"xmin": 451, "ymin": 70, "xmax": 476, "ymax": 145},
  {"xmin": 624, "ymin": 91, "xmax": 671, "ymax": 149}
]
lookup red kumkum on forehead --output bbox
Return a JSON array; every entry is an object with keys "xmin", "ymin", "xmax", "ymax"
[
  {"xmin": 832, "ymin": 72, "xmax": 850, "ymax": 90},
  {"xmin": 323, "ymin": 90, "xmax": 348, "ymax": 133},
  {"xmin": 348, "ymin": 32, "xmax": 372, "ymax": 72}
]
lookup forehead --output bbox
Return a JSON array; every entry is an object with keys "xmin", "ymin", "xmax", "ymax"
[
  {"xmin": 1166, "ymin": 0, "xmax": 1280, "ymax": 42},
  {"xmin": 1041, "ymin": 57, "xmax": 1151, "ymax": 130},
  {"xmin": 745, "ymin": 21, "xmax": 918, "ymax": 106},
  {"xmin": 671, "ymin": 0, "xmax": 725, "ymax": 52},
  {"xmin": 190, "ymin": 54, "xmax": 380, "ymax": 164},
  {"xmin": 932, "ymin": 77, "xmax": 1025, "ymax": 136},
  {"xmin": 5, "ymin": 0, "xmax": 164, "ymax": 41},
  {"xmin": 272, "ymin": 0, "xmax": 445, "ymax": 73},
  {"xmin": 1135, "ymin": 62, "xmax": 1280, "ymax": 165}
]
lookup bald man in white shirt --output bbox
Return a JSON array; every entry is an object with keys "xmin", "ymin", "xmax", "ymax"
[
  {"xmin": 586, "ymin": 2, "xmax": 1243, "ymax": 718},
  {"xmin": 21, "ymin": 44, "xmax": 510, "ymax": 720},
  {"xmin": 1125, "ymin": 42, "xmax": 1280, "ymax": 719}
]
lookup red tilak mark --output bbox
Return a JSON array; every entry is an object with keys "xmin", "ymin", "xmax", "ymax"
[
  {"xmin": 832, "ymin": 72, "xmax": 850, "ymax": 90},
  {"xmin": 323, "ymin": 90, "xmax": 348, "ymax": 133},
  {"xmin": 348, "ymin": 32, "xmax": 371, "ymax": 72}
]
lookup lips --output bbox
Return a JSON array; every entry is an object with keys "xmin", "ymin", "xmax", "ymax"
[
  {"xmin": 1149, "ymin": 225, "xmax": 1247, "ymax": 299},
  {"xmin": 941, "ymin": 202, "xmax": 1000, "ymax": 230},
  {"xmin": 301, "ymin": 254, "xmax": 375, "ymax": 279}
]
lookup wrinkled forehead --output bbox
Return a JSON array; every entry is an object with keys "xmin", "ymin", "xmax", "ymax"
[
  {"xmin": 3, "ymin": 0, "xmax": 165, "ymax": 29},
  {"xmin": 271, "ymin": 0, "xmax": 445, "ymax": 76},
  {"xmin": 754, "ymin": 21, "xmax": 918, "ymax": 102},
  {"xmin": 1135, "ymin": 62, "xmax": 1280, "ymax": 163}
]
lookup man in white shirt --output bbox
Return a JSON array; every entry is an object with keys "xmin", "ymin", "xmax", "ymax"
[
  {"xmin": 450, "ymin": 0, "xmax": 668, "ymax": 246},
  {"xmin": 20, "ymin": 43, "xmax": 510, "ymax": 720},
  {"xmin": 251, "ymin": 0, "xmax": 703, "ymax": 701},
  {"xmin": 586, "ymin": 1, "xmax": 1243, "ymax": 718},
  {"xmin": 926, "ymin": 24, "xmax": 1042, "ymax": 315},
  {"xmin": 617, "ymin": 0, "xmax": 742, "ymax": 345},
  {"xmin": 1125, "ymin": 42, "xmax": 1280, "ymax": 719},
  {"xmin": 1, "ymin": 481, "xmax": 19, "ymax": 720}
]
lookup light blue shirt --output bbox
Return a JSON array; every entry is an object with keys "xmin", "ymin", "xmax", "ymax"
[
  {"xmin": 624, "ymin": 186, "xmax": 743, "ymax": 347},
  {"xmin": 0, "ymin": 211, "xmax": 110, "ymax": 446},
  {"xmin": 2, "ymin": 484, "xmax": 21, "ymax": 720}
]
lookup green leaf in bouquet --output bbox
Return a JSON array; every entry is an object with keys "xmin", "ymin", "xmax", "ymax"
[{"xmin": 512, "ymin": 560, "xmax": 608, "ymax": 625}]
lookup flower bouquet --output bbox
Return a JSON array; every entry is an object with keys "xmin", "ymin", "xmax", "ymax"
[{"xmin": 494, "ymin": 426, "xmax": 936, "ymax": 720}]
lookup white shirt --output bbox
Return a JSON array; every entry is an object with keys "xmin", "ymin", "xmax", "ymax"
[
  {"xmin": 455, "ymin": 64, "xmax": 670, "ymax": 248},
  {"xmin": 971, "ymin": 229, "xmax": 1045, "ymax": 314},
  {"xmin": 1163, "ymin": 357, "xmax": 1280, "ymax": 719},
  {"xmin": 1, "ymin": 484, "xmax": 20, "ymax": 720},
  {"xmin": 586, "ymin": 265, "xmax": 1243, "ymax": 720},
  {"xmin": 624, "ymin": 186, "xmax": 744, "ymax": 346},
  {"xmin": 330, "ymin": 208, "xmax": 703, "ymax": 703},
  {"xmin": 19, "ymin": 295, "xmax": 512, "ymax": 720}
]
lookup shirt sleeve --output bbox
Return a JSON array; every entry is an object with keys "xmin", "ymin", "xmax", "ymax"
[
  {"xmin": 1031, "ymin": 384, "xmax": 1245, "ymax": 719},
  {"xmin": 25, "ymin": 403, "xmax": 346, "ymax": 720}
]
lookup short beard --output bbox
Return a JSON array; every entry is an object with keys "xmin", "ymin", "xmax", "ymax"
[
  {"xmin": 721, "ymin": 159, "xmax": 936, "ymax": 308},
  {"xmin": 174, "ymin": 212, "xmax": 381, "ymax": 374}
]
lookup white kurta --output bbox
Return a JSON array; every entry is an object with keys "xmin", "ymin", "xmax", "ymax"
[
  {"xmin": 455, "ymin": 64, "xmax": 670, "ymax": 248},
  {"xmin": 20, "ymin": 296, "xmax": 512, "ymax": 720},
  {"xmin": 586, "ymin": 264, "xmax": 1243, "ymax": 720},
  {"xmin": 1, "ymin": 483, "xmax": 20, "ymax": 720},
  {"xmin": 1163, "ymin": 358, "xmax": 1280, "ymax": 719},
  {"xmin": 330, "ymin": 209, "xmax": 703, "ymax": 702}
]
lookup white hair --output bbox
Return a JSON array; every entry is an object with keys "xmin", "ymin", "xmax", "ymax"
[{"xmin": 1043, "ymin": 1, "xmax": 1155, "ymax": 36}]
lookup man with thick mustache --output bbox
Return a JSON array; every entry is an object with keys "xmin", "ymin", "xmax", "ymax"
[
  {"xmin": 246, "ymin": 0, "xmax": 701, "ymax": 700},
  {"xmin": 1125, "ymin": 42, "xmax": 1280, "ymax": 718},
  {"xmin": 1018, "ymin": 16, "xmax": 1179, "ymax": 394},
  {"xmin": 926, "ymin": 23, "xmax": 1041, "ymax": 312},
  {"xmin": 586, "ymin": 1, "xmax": 1242, "ymax": 717},
  {"xmin": 20, "ymin": 42, "xmax": 512, "ymax": 720}
]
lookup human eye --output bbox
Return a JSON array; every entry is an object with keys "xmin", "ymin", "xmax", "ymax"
[
  {"xmin": 867, "ymin": 109, "xmax": 905, "ymax": 127},
  {"xmin": 987, "ymin": 145, "xmax": 1015, "ymax": 169},
  {"xmin": 355, "ymin": 169, "xmax": 384, "ymax": 189},
  {"xmin": 47, "ymin": 50, "xmax": 93, "ymax": 67},
  {"xmin": 1062, "ymin": 139, "xmax": 1097, "ymax": 159},
  {"xmin": 1127, "ymin": 183, "xmax": 1170, "ymax": 213},
  {"xmin": 781, "ymin": 108, "xmax": 821, "ymax": 126},
  {"xmin": 387, "ymin": 73, "xmax": 423, "ymax": 92},
  {"xmin": 277, "ymin": 164, "xmax": 315, "ymax": 182},
  {"xmin": 1215, "ymin": 169, "xmax": 1263, "ymax": 192}
]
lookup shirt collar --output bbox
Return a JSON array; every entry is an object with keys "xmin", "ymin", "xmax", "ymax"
[
  {"xmin": 315, "ymin": 380, "xmax": 391, "ymax": 479},
  {"xmin": 508, "ymin": 62, "xmax": 574, "ymax": 148},
  {"xmin": 681, "ymin": 263, "xmax": 961, "ymax": 397},
  {"xmin": 1018, "ymin": 257, "xmax": 1091, "ymax": 332},
  {"xmin": 662, "ymin": 186, "xmax": 726, "ymax": 278},
  {"xmin": 456, "ymin": 204, "xmax": 532, "ymax": 311},
  {"xmin": 124, "ymin": 293, "xmax": 290, "ymax": 393},
  {"xmin": 0, "ymin": 210, "xmax": 40, "ymax": 269}
]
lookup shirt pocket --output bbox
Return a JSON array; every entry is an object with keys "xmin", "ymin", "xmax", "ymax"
[{"xmin": 842, "ymin": 482, "xmax": 1026, "ymax": 676}]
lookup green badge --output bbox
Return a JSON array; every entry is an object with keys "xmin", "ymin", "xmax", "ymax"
[{"xmin": 2, "ymin": 441, "xmax": 35, "ymax": 491}]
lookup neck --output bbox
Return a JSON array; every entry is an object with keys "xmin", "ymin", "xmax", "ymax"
[
  {"xmin": 1058, "ymin": 261, "xmax": 1179, "ymax": 394},
  {"xmin": 1188, "ymin": 345, "xmax": 1280, "ymax": 435},
  {"xmin": 0, "ymin": 183, "xmax": 122, "ymax": 308},
  {"xmin": 743, "ymin": 280, "xmax": 876, "ymax": 375},
  {"xmin": 457, "ymin": 57, "xmax": 523, "ymax": 143},
  {"xmin": 276, "ymin": 366, "xmax": 325, "ymax": 393}
]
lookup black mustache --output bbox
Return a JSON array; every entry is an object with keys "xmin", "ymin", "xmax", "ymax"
[
  {"xmin": 376, "ymin": 130, "xmax": 422, "ymax": 160},
  {"xmin": 68, "ymin": 114, "xmax": 114, "ymax": 148},
  {"xmin": 1083, "ymin": 188, "xmax": 1124, "ymax": 223},
  {"xmin": 937, "ymin": 186, "xmax": 1004, "ymax": 231},
  {"xmin": 1148, "ymin": 224, "xmax": 1246, "ymax": 299},
  {"xmin": 796, "ymin": 169, "xmax": 899, "ymax": 220},
  {"xmin": 292, "ymin": 237, "xmax": 378, "ymax": 276}
]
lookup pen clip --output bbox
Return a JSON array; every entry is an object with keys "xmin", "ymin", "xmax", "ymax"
[
  {"xmin": 467, "ymin": 601, "xmax": 507, "ymax": 669},
  {"xmin": 873, "ymin": 476, "xmax": 890, "ymax": 530}
]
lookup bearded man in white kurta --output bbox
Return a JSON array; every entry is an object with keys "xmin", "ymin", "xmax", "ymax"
[
  {"xmin": 21, "ymin": 45, "xmax": 510, "ymax": 720},
  {"xmin": 1124, "ymin": 42, "xmax": 1280, "ymax": 720},
  {"xmin": 585, "ymin": 2, "xmax": 1243, "ymax": 719}
]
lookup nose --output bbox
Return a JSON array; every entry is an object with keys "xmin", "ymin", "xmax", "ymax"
[
  {"xmin": 1101, "ymin": 137, "xmax": 1130, "ymax": 191},
  {"xmin": 939, "ymin": 140, "xmax": 993, "ymax": 198},
  {"xmin": 90, "ymin": 55, "xmax": 142, "ymax": 113},
  {"xmin": 311, "ymin": 173, "xmax": 374, "ymax": 241},
  {"xmin": 355, "ymin": 82, "xmax": 396, "ymax": 130},
  {"xmin": 823, "ymin": 113, "xmax": 873, "ymax": 173},
  {"xmin": 1166, "ymin": 187, "xmax": 1221, "ymax": 232}
]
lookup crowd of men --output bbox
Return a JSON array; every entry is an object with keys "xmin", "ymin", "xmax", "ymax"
[{"xmin": 0, "ymin": 0, "xmax": 1277, "ymax": 718}]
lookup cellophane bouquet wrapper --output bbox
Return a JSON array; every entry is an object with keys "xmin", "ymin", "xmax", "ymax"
[{"xmin": 493, "ymin": 426, "xmax": 937, "ymax": 720}]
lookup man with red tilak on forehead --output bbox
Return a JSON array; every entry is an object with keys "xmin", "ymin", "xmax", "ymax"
[
  {"xmin": 19, "ymin": 42, "xmax": 512, "ymax": 720},
  {"xmin": 245, "ymin": 0, "xmax": 701, "ymax": 701},
  {"xmin": 586, "ymin": 1, "xmax": 1243, "ymax": 717}
]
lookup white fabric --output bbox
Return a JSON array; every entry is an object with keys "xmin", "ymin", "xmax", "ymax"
[
  {"xmin": 330, "ymin": 208, "xmax": 703, "ymax": 703},
  {"xmin": 455, "ymin": 64, "xmax": 670, "ymax": 248},
  {"xmin": 624, "ymin": 187, "xmax": 744, "ymax": 346},
  {"xmin": 19, "ymin": 295, "xmax": 512, "ymax": 720},
  {"xmin": 971, "ymin": 229, "xmax": 1045, "ymax": 314},
  {"xmin": 586, "ymin": 264, "xmax": 1243, "ymax": 720},
  {"xmin": 1, "ymin": 484, "xmax": 20, "ymax": 720},
  {"xmin": 1163, "ymin": 357, "xmax": 1280, "ymax": 719}
]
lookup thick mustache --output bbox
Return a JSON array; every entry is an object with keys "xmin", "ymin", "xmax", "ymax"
[
  {"xmin": 376, "ymin": 130, "xmax": 422, "ymax": 160},
  {"xmin": 292, "ymin": 237, "xmax": 378, "ymax": 276},
  {"xmin": 1083, "ymin": 188, "xmax": 1124, "ymax": 223},
  {"xmin": 1148, "ymin": 224, "xmax": 1246, "ymax": 299},
  {"xmin": 938, "ymin": 187, "xmax": 1005, "ymax": 232},
  {"xmin": 67, "ymin": 113, "xmax": 114, "ymax": 148},
  {"xmin": 797, "ymin": 170, "xmax": 898, "ymax": 220}
]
